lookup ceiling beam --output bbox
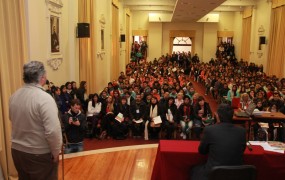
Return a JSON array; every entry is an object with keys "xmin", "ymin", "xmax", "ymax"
[
  {"xmin": 123, "ymin": 0, "xmax": 176, "ymax": 6},
  {"xmin": 127, "ymin": 6, "xmax": 174, "ymax": 12},
  {"xmin": 214, "ymin": 6, "xmax": 245, "ymax": 11},
  {"xmin": 221, "ymin": 0, "xmax": 257, "ymax": 6}
]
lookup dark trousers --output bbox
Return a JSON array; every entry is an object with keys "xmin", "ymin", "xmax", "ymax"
[{"xmin": 12, "ymin": 148, "xmax": 58, "ymax": 180}]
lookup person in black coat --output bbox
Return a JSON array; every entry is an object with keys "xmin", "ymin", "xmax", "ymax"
[
  {"xmin": 191, "ymin": 103, "xmax": 246, "ymax": 180},
  {"xmin": 113, "ymin": 97, "xmax": 130, "ymax": 139},
  {"xmin": 130, "ymin": 94, "xmax": 147, "ymax": 137},
  {"xmin": 62, "ymin": 99, "xmax": 86, "ymax": 154},
  {"xmin": 193, "ymin": 96, "xmax": 212, "ymax": 139},
  {"xmin": 162, "ymin": 97, "xmax": 178, "ymax": 139},
  {"xmin": 146, "ymin": 97, "xmax": 163, "ymax": 139}
]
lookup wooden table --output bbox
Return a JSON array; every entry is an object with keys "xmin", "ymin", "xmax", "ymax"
[{"xmin": 252, "ymin": 112, "xmax": 285, "ymax": 123}]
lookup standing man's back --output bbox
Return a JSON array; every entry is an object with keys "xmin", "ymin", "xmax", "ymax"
[{"xmin": 9, "ymin": 61, "xmax": 62, "ymax": 180}]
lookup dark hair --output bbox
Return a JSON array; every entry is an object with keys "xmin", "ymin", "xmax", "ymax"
[
  {"xmin": 60, "ymin": 85, "xmax": 66, "ymax": 93},
  {"xmin": 217, "ymin": 103, "xmax": 234, "ymax": 123},
  {"xmin": 197, "ymin": 96, "xmax": 205, "ymax": 102},
  {"xmin": 70, "ymin": 99, "xmax": 81, "ymax": 107},
  {"xmin": 79, "ymin": 81, "xmax": 86, "ymax": 90},
  {"xmin": 183, "ymin": 95, "xmax": 191, "ymax": 101},
  {"xmin": 92, "ymin": 93, "xmax": 99, "ymax": 107}
]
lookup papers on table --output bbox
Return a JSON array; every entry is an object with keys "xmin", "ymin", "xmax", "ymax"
[
  {"xmin": 153, "ymin": 116, "xmax": 162, "ymax": 125},
  {"xmin": 252, "ymin": 111, "xmax": 271, "ymax": 116},
  {"xmin": 134, "ymin": 119, "xmax": 143, "ymax": 124},
  {"xmin": 115, "ymin": 113, "xmax": 124, "ymax": 123},
  {"xmin": 249, "ymin": 141, "xmax": 285, "ymax": 154}
]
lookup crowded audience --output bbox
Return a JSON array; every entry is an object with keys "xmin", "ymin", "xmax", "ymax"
[{"xmin": 44, "ymin": 50, "xmax": 285, "ymax": 153}]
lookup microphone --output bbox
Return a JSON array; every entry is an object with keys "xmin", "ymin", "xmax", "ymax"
[{"xmin": 247, "ymin": 141, "xmax": 253, "ymax": 151}]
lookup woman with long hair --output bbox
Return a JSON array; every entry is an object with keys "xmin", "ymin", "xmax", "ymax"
[
  {"xmin": 193, "ymin": 96, "xmax": 212, "ymax": 139},
  {"xmin": 100, "ymin": 96, "xmax": 115, "ymax": 139},
  {"xmin": 87, "ymin": 93, "xmax": 102, "ymax": 138},
  {"xmin": 177, "ymin": 96, "xmax": 194, "ymax": 140},
  {"xmin": 146, "ymin": 97, "xmax": 163, "ymax": 139},
  {"xmin": 163, "ymin": 97, "xmax": 178, "ymax": 139}
]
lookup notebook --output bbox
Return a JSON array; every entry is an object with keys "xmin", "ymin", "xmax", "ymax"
[{"xmin": 235, "ymin": 103, "xmax": 256, "ymax": 117}]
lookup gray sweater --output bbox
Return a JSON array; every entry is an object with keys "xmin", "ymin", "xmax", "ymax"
[{"xmin": 9, "ymin": 84, "xmax": 62, "ymax": 158}]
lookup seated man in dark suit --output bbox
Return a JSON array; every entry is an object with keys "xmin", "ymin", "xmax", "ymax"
[{"xmin": 191, "ymin": 103, "xmax": 246, "ymax": 180}]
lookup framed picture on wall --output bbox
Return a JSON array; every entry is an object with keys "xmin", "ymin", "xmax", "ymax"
[{"xmin": 50, "ymin": 15, "xmax": 60, "ymax": 53}]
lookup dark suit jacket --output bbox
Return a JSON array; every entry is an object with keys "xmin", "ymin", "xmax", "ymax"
[{"xmin": 192, "ymin": 122, "xmax": 246, "ymax": 180}]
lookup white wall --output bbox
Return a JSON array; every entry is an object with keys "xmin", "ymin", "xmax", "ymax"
[
  {"xmin": 233, "ymin": 12, "xmax": 243, "ymax": 60},
  {"xmin": 162, "ymin": 22, "xmax": 204, "ymax": 59},
  {"xmin": 250, "ymin": 0, "xmax": 272, "ymax": 72},
  {"xmin": 25, "ymin": 0, "xmax": 78, "ymax": 86},
  {"xmin": 93, "ymin": 0, "xmax": 112, "ymax": 92},
  {"xmin": 218, "ymin": 12, "xmax": 235, "ymax": 31},
  {"xmin": 149, "ymin": 22, "xmax": 163, "ymax": 60},
  {"xmin": 131, "ymin": 11, "xmax": 149, "ymax": 30},
  {"xmin": 203, "ymin": 23, "xmax": 218, "ymax": 61}
]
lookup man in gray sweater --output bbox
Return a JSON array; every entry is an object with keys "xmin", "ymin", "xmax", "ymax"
[{"xmin": 9, "ymin": 61, "xmax": 62, "ymax": 180}]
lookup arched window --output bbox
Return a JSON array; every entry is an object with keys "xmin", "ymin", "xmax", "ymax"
[{"xmin": 172, "ymin": 37, "xmax": 192, "ymax": 53}]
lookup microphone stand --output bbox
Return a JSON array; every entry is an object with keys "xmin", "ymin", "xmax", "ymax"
[{"xmin": 247, "ymin": 141, "xmax": 253, "ymax": 151}]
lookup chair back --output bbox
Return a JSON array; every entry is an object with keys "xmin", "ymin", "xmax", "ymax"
[
  {"xmin": 231, "ymin": 97, "xmax": 240, "ymax": 109},
  {"xmin": 208, "ymin": 165, "xmax": 256, "ymax": 180}
]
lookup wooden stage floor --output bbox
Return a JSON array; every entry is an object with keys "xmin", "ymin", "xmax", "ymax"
[{"xmin": 58, "ymin": 144, "xmax": 158, "ymax": 180}]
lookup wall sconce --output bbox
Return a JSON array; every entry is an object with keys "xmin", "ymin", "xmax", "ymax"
[{"xmin": 97, "ymin": 52, "xmax": 105, "ymax": 60}]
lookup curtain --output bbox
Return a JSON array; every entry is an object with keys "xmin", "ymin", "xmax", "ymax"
[
  {"xmin": 267, "ymin": 5, "xmax": 285, "ymax": 78},
  {"xmin": 125, "ymin": 14, "xmax": 130, "ymax": 65},
  {"xmin": 112, "ymin": 4, "xmax": 119, "ymax": 81},
  {"xmin": 0, "ymin": 0, "xmax": 28, "ymax": 179},
  {"xmin": 241, "ymin": 16, "xmax": 252, "ymax": 61},
  {"xmin": 169, "ymin": 37, "xmax": 175, "ymax": 54},
  {"xmin": 78, "ymin": 0, "xmax": 96, "ymax": 94}
]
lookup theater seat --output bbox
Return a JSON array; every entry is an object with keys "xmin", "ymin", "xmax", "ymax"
[{"xmin": 208, "ymin": 165, "xmax": 256, "ymax": 180}]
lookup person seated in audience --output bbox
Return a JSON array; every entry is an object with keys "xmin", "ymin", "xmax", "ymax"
[
  {"xmin": 175, "ymin": 92, "xmax": 184, "ymax": 109},
  {"xmin": 59, "ymin": 85, "xmax": 71, "ymax": 114},
  {"xmin": 65, "ymin": 81, "xmax": 76, "ymax": 99},
  {"xmin": 169, "ymin": 87, "xmax": 178, "ymax": 98},
  {"xmin": 191, "ymin": 92, "xmax": 200, "ymax": 106},
  {"xmin": 238, "ymin": 93, "xmax": 252, "ymax": 111},
  {"xmin": 227, "ymin": 84, "xmax": 240, "ymax": 102},
  {"xmin": 146, "ymin": 97, "xmax": 162, "ymax": 140},
  {"xmin": 100, "ymin": 96, "xmax": 115, "ymax": 139},
  {"xmin": 53, "ymin": 86, "xmax": 62, "ymax": 114},
  {"xmin": 185, "ymin": 86, "xmax": 195, "ymax": 100},
  {"xmin": 151, "ymin": 88, "xmax": 161, "ymax": 101},
  {"xmin": 130, "ymin": 94, "xmax": 147, "ymax": 138},
  {"xmin": 124, "ymin": 91, "xmax": 134, "ymax": 105},
  {"xmin": 113, "ymin": 90, "xmax": 121, "ymax": 109},
  {"xmin": 113, "ymin": 97, "xmax": 129, "ymax": 140},
  {"xmin": 177, "ymin": 96, "xmax": 194, "ymax": 140},
  {"xmin": 99, "ymin": 90, "xmax": 108, "ymax": 104},
  {"xmin": 254, "ymin": 90, "xmax": 268, "ymax": 108},
  {"xmin": 218, "ymin": 83, "xmax": 230, "ymax": 104},
  {"xmin": 193, "ymin": 96, "xmax": 212, "ymax": 139},
  {"xmin": 248, "ymin": 89, "xmax": 256, "ymax": 101},
  {"xmin": 163, "ymin": 97, "xmax": 178, "ymax": 139},
  {"xmin": 268, "ymin": 91, "xmax": 284, "ymax": 110},
  {"xmin": 63, "ymin": 99, "xmax": 86, "ymax": 154},
  {"xmin": 76, "ymin": 81, "xmax": 88, "ymax": 112},
  {"xmin": 87, "ymin": 93, "xmax": 102, "ymax": 138},
  {"xmin": 191, "ymin": 103, "xmax": 246, "ymax": 180}
]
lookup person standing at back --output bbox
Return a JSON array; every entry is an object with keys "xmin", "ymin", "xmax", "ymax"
[
  {"xmin": 191, "ymin": 103, "xmax": 246, "ymax": 180},
  {"xmin": 9, "ymin": 61, "xmax": 62, "ymax": 180}
]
